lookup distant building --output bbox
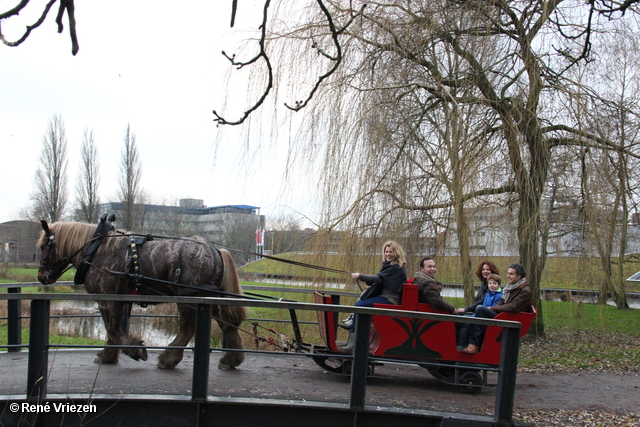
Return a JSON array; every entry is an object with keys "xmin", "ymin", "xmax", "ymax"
[
  {"xmin": 439, "ymin": 201, "xmax": 640, "ymax": 258},
  {"xmin": 0, "ymin": 220, "xmax": 42, "ymax": 264}
]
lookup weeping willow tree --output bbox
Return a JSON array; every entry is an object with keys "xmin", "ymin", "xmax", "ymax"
[
  {"xmin": 556, "ymin": 19, "xmax": 640, "ymax": 309},
  {"xmin": 212, "ymin": 0, "xmax": 640, "ymax": 337}
]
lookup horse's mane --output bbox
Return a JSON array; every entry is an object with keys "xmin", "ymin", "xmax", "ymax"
[{"xmin": 37, "ymin": 222, "xmax": 97, "ymax": 257}]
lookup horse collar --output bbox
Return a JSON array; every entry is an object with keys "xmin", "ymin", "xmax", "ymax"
[{"xmin": 74, "ymin": 214, "xmax": 116, "ymax": 285}]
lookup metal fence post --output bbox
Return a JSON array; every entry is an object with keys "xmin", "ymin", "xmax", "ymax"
[
  {"xmin": 494, "ymin": 326, "xmax": 521, "ymax": 423},
  {"xmin": 8, "ymin": 287, "xmax": 21, "ymax": 352},
  {"xmin": 349, "ymin": 313, "xmax": 371, "ymax": 410},
  {"xmin": 192, "ymin": 303, "xmax": 212, "ymax": 401},
  {"xmin": 27, "ymin": 299, "xmax": 50, "ymax": 400}
]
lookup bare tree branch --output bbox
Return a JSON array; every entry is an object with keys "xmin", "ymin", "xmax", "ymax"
[{"xmin": 0, "ymin": 0, "xmax": 57, "ymax": 49}]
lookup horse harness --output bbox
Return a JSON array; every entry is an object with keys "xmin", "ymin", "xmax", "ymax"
[
  {"xmin": 124, "ymin": 234, "xmax": 225, "ymax": 305},
  {"xmin": 74, "ymin": 213, "xmax": 116, "ymax": 285}
]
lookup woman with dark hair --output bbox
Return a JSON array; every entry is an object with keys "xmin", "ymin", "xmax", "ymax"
[
  {"xmin": 462, "ymin": 264, "xmax": 532, "ymax": 354},
  {"xmin": 455, "ymin": 260, "xmax": 500, "ymax": 315},
  {"xmin": 455, "ymin": 260, "xmax": 500, "ymax": 351}
]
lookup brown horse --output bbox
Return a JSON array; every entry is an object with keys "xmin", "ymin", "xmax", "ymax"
[{"xmin": 37, "ymin": 220, "xmax": 246, "ymax": 370}]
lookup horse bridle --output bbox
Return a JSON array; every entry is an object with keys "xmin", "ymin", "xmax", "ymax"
[
  {"xmin": 38, "ymin": 233, "xmax": 66, "ymax": 282},
  {"xmin": 38, "ymin": 231, "xmax": 83, "ymax": 283}
]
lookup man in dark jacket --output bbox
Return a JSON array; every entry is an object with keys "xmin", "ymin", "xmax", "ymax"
[
  {"xmin": 462, "ymin": 263, "xmax": 532, "ymax": 354},
  {"xmin": 413, "ymin": 258, "xmax": 456, "ymax": 314}
]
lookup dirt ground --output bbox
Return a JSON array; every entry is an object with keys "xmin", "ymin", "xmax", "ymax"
[{"xmin": 0, "ymin": 350, "xmax": 638, "ymax": 426}]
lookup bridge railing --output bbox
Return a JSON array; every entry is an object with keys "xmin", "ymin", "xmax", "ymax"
[{"xmin": 0, "ymin": 282, "xmax": 523, "ymax": 424}]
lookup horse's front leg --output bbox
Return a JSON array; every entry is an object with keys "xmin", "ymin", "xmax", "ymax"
[
  {"xmin": 120, "ymin": 301, "xmax": 148, "ymax": 362},
  {"xmin": 96, "ymin": 301, "xmax": 147, "ymax": 364},
  {"xmin": 95, "ymin": 301, "xmax": 123, "ymax": 364},
  {"xmin": 157, "ymin": 303, "xmax": 195, "ymax": 369}
]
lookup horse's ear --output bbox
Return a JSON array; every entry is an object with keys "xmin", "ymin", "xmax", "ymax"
[
  {"xmin": 108, "ymin": 214, "xmax": 116, "ymax": 222},
  {"xmin": 41, "ymin": 220, "xmax": 50, "ymax": 234}
]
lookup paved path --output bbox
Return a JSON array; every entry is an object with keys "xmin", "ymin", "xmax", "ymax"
[{"xmin": 0, "ymin": 350, "xmax": 638, "ymax": 417}]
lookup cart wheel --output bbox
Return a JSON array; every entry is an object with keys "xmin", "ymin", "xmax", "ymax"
[{"xmin": 459, "ymin": 371, "xmax": 483, "ymax": 394}]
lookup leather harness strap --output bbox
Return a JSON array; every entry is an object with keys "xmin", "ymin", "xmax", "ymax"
[
  {"xmin": 125, "ymin": 235, "xmax": 151, "ymax": 293},
  {"xmin": 74, "ymin": 214, "xmax": 116, "ymax": 285}
]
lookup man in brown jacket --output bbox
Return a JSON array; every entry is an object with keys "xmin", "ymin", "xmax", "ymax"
[
  {"xmin": 462, "ymin": 263, "xmax": 532, "ymax": 353},
  {"xmin": 413, "ymin": 257, "xmax": 456, "ymax": 314}
]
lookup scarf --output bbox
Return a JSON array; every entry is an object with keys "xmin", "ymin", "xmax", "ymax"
[{"xmin": 501, "ymin": 277, "xmax": 526, "ymax": 303}]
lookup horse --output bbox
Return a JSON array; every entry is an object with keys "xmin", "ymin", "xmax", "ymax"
[{"xmin": 36, "ymin": 219, "xmax": 246, "ymax": 370}]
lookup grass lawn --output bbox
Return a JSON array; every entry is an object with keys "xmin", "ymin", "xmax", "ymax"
[
  {"xmin": 519, "ymin": 300, "xmax": 640, "ymax": 372},
  {"xmin": 0, "ymin": 327, "xmax": 105, "ymax": 350}
]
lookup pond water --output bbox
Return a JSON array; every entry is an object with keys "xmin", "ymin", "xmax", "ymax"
[{"xmin": 51, "ymin": 300, "xmax": 178, "ymax": 347}]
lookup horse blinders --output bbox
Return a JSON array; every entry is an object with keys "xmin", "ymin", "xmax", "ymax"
[{"xmin": 38, "ymin": 224, "xmax": 69, "ymax": 285}]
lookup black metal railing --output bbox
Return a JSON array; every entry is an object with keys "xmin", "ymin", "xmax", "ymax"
[{"xmin": 1, "ymin": 282, "xmax": 524, "ymax": 424}]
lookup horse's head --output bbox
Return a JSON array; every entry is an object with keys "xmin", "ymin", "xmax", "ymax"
[{"xmin": 37, "ymin": 220, "xmax": 69, "ymax": 285}]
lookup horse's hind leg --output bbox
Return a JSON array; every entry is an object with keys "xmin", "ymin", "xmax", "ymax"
[
  {"xmin": 157, "ymin": 303, "xmax": 195, "ymax": 369},
  {"xmin": 216, "ymin": 309, "xmax": 245, "ymax": 370}
]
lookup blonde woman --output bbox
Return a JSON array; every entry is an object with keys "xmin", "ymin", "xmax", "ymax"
[{"xmin": 339, "ymin": 241, "xmax": 407, "ymax": 353}]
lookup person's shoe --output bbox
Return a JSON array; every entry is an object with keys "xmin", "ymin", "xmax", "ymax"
[
  {"xmin": 339, "ymin": 314, "xmax": 354, "ymax": 330},
  {"xmin": 463, "ymin": 344, "xmax": 479, "ymax": 354},
  {"xmin": 456, "ymin": 345, "xmax": 465, "ymax": 352}
]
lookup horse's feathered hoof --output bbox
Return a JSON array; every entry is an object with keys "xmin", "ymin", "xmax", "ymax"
[
  {"xmin": 122, "ymin": 337, "xmax": 148, "ymax": 362},
  {"xmin": 156, "ymin": 361, "xmax": 176, "ymax": 369},
  {"xmin": 156, "ymin": 350, "xmax": 182, "ymax": 369},
  {"xmin": 218, "ymin": 352, "xmax": 244, "ymax": 370},
  {"xmin": 124, "ymin": 347, "xmax": 148, "ymax": 362},
  {"xmin": 94, "ymin": 350, "xmax": 119, "ymax": 364},
  {"xmin": 217, "ymin": 362, "xmax": 236, "ymax": 370}
]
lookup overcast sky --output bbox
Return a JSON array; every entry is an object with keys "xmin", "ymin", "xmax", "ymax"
[{"xmin": 0, "ymin": 1, "xmax": 317, "ymax": 225}]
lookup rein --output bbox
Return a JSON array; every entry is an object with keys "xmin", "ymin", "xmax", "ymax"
[
  {"xmin": 95, "ymin": 230, "xmax": 351, "ymax": 274},
  {"xmin": 116, "ymin": 232, "xmax": 352, "ymax": 276},
  {"xmin": 224, "ymin": 247, "xmax": 352, "ymax": 276},
  {"xmin": 101, "ymin": 268, "xmax": 297, "ymax": 302}
]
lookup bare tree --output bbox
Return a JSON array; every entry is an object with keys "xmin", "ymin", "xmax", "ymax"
[
  {"xmin": 267, "ymin": 213, "xmax": 310, "ymax": 254},
  {"xmin": 214, "ymin": 213, "xmax": 261, "ymax": 266},
  {"xmin": 74, "ymin": 128, "xmax": 101, "ymax": 223},
  {"xmin": 0, "ymin": 0, "xmax": 79, "ymax": 55},
  {"xmin": 138, "ymin": 198, "xmax": 198, "ymax": 237},
  {"xmin": 117, "ymin": 124, "xmax": 143, "ymax": 231},
  {"xmin": 30, "ymin": 114, "xmax": 68, "ymax": 223}
]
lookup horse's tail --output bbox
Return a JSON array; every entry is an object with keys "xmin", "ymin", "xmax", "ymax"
[{"xmin": 219, "ymin": 248, "xmax": 247, "ymax": 326}]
